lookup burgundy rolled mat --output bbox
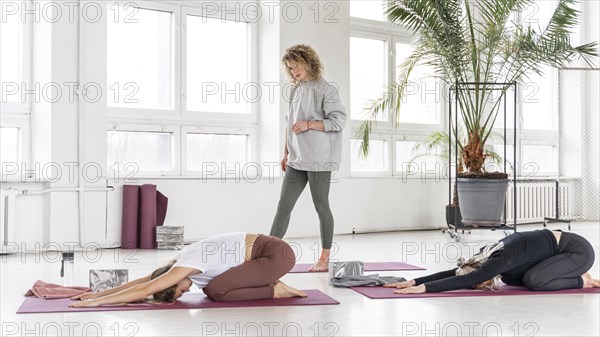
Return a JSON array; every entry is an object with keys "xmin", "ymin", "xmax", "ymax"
[
  {"xmin": 351, "ymin": 285, "xmax": 600, "ymax": 299},
  {"xmin": 289, "ymin": 262, "xmax": 425, "ymax": 273},
  {"xmin": 17, "ymin": 290, "xmax": 338, "ymax": 314},
  {"xmin": 121, "ymin": 184, "xmax": 169, "ymax": 249}
]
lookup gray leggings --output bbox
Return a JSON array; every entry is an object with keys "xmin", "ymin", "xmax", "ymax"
[
  {"xmin": 522, "ymin": 231, "xmax": 595, "ymax": 291},
  {"xmin": 270, "ymin": 166, "xmax": 334, "ymax": 249}
]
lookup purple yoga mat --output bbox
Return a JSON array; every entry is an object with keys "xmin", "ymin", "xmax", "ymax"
[
  {"xmin": 289, "ymin": 262, "xmax": 425, "ymax": 273},
  {"xmin": 120, "ymin": 185, "xmax": 140, "ymax": 249},
  {"xmin": 351, "ymin": 285, "xmax": 600, "ymax": 299},
  {"xmin": 121, "ymin": 184, "xmax": 169, "ymax": 249},
  {"xmin": 139, "ymin": 184, "xmax": 157, "ymax": 249},
  {"xmin": 16, "ymin": 290, "xmax": 338, "ymax": 314}
]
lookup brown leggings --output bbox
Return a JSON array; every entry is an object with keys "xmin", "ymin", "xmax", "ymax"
[{"xmin": 202, "ymin": 235, "xmax": 296, "ymax": 302}]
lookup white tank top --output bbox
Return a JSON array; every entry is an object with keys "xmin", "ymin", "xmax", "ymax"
[{"xmin": 173, "ymin": 232, "xmax": 247, "ymax": 288}]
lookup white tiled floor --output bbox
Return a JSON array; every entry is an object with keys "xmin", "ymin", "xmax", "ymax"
[{"xmin": 1, "ymin": 222, "xmax": 599, "ymax": 336}]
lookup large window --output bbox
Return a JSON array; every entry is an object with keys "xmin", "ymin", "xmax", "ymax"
[
  {"xmin": 350, "ymin": 36, "xmax": 387, "ymax": 121},
  {"xmin": 0, "ymin": 1, "xmax": 32, "ymax": 177},
  {"xmin": 349, "ymin": 0, "xmax": 561, "ymax": 178},
  {"xmin": 186, "ymin": 16, "xmax": 250, "ymax": 114},
  {"xmin": 105, "ymin": 2, "xmax": 256, "ymax": 177},
  {"xmin": 107, "ymin": 7, "xmax": 174, "ymax": 110},
  {"xmin": 350, "ymin": 14, "xmax": 443, "ymax": 177}
]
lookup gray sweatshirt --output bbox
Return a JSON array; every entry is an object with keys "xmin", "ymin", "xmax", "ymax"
[{"xmin": 285, "ymin": 77, "xmax": 347, "ymax": 172}]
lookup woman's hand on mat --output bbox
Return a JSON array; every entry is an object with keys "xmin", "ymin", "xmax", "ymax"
[
  {"xmin": 393, "ymin": 284, "xmax": 426, "ymax": 294},
  {"xmin": 71, "ymin": 292, "xmax": 98, "ymax": 300},
  {"xmin": 384, "ymin": 279, "xmax": 415, "ymax": 289},
  {"xmin": 69, "ymin": 299, "xmax": 101, "ymax": 307},
  {"xmin": 292, "ymin": 121, "xmax": 309, "ymax": 134}
]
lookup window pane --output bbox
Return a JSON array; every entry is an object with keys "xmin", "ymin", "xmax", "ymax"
[
  {"xmin": 351, "ymin": 139, "xmax": 388, "ymax": 172},
  {"xmin": 0, "ymin": 8, "xmax": 22, "ymax": 103},
  {"xmin": 187, "ymin": 134, "xmax": 248, "ymax": 170},
  {"xmin": 187, "ymin": 16, "xmax": 249, "ymax": 114},
  {"xmin": 396, "ymin": 141, "xmax": 441, "ymax": 173},
  {"xmin": 350, "ymin": 37, "xmax": 387, "ymax": 121},
  {"xmin": 107, "ymin": 131, "xmax": 172, "ymax": 171},
  {"xmin": 487, "ymin": 144, "xmax": 515, "ymax": 175},
  {"xmin": 492, "ymin": 85, "xmax": 517, "ymax": 130},
  {"xmin": 107, "ymin": 6, "xmax": 173, "ymax": 109},
  {"xmin": 395, "ymin": 43, "xmax": 439, "ymax": 124},
  {"xmin": 0, "ymin": 127, "xmax": 20, "ymax": 166},
  {"xmin": 523, "ymin": 0, "xmax": 557, "ymax": 31},
  {"xmin": 522, "ymin": 144, "xmax": 557, "ymax": 176},
  {"xmin": 522, "ymin": 66, "xmax": 555, "ymax": 130},
  {"xmin": 350, "ymin": 0, "xmax": 385, "ymax": 21}
]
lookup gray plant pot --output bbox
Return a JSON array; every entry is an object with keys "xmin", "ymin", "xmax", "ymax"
[{"xmin": 457, "ymin": 178, "xmax": 509, "ymax": 226}]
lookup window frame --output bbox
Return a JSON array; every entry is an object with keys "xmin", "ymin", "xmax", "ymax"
[
  {"xmin": 103, "ymin": 1, "xmax": 259, "ymax": 177},
  {"xmin": 350, "ymin": 133, "xmax": 392, "ymax": 177},
  {"xmin": 105, "ymin": 1, "xmax": 181, "ymax": 118},
  {"xmin": 181, "ymin": 5, "xmax": 258, "ymax": 123},
  {"xmin": 181, "ymin": 125, "xmax": 257, "ymax": 178},
  {"xmin": 392, "ymin": 134, "xmax": 444, "ymax": 177},
  {"xmin": 1, "ymin": 0, "xmax": 33, "ymax": 177},
  {"xmin": 349, "ymin": 17, "xmax": 444, "ymax": 178},
  {"xmin": 107, "ymin": 122, "xmax": 181, "ymax": 178},
  {"xmin": 349, "ymin": 1, "xmax": 562, "ymax": 179}
]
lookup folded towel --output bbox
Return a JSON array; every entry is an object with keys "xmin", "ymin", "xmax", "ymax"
[
  {"xmin": 25, "ymin": 280, "xmax": 92, "ymax": 299},
  {"xmin": 330, "ymin": 274, "xmax": 406, "ymax": 288}
]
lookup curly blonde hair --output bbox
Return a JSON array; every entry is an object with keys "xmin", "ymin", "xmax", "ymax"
[{"xmin": 282, "ymin": 44, "xmax": 324, "ymax": 84}]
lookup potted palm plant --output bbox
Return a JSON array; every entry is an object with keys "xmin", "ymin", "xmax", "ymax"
[
  {"xmin": 357, "ymin": 0, "xmax": 597, "ymax": 226},
  {"xmin": 409, "ymin": 129, "xmax": 507, "ymax": 226}
]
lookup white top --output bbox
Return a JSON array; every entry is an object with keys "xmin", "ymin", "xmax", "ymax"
[{"xmin": 173, "ymin": 232, "xmax": 247, "ymax": 288}]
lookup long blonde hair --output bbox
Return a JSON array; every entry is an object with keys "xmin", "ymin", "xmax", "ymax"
[
  {"xmin": 455, "ymin": 257, "xmax": 501, "ymax": 290},
  {"xmin": 282, "ymin": 44, "xmax": 324, "ymax": 85},
  {"xmin": 150, "ymin": 259, "xmax": 177, "ymax": 302}
]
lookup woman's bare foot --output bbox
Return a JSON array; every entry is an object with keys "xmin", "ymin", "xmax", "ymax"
[
  {"xmin": 308, "ymin": 261, "xmax": 329, "ymax": 272},
  {"xmin": 273, "ymin": 281, "xmax": 307, "ymax": 298},
  {"xmin": 308, "ymin": 249, "xmax": 330, "ymax": 272},
  {"xmin": 582, "ymin": 272, "xmax": 600, "ymax": 288}
]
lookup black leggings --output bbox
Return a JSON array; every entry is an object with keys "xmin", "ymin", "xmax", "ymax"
[{"xmin": 522, "ymin": 231, "xmax": 595, "ymax": 291}]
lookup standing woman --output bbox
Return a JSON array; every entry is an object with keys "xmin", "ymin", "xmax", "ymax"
[{"xmin": 270, "ymin": 44, "xmax": 347, "ymax": 272}]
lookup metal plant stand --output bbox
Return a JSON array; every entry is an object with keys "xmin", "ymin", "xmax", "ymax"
[{"xmin": 446, "ymin": 82, "xmax": 518, "ymax": 242}]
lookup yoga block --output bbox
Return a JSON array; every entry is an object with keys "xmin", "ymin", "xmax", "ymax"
[
  {"xmin": 156, "ymin": 234, "xmax": 184, "ymax": 242},
  {"xmin": 156, "ymin": 226, "xmax": 184, "ymax": 235},
  {"xmin": 155, "ymin": 226, "xmax": 184, "ymax": 250},
  {"xmin": 89, "ymin": 269, "xmax": 128, "ymax": 292},
  {"xmin": 157, "ymin": 242, "xmax": 184, "ymax": 250}
]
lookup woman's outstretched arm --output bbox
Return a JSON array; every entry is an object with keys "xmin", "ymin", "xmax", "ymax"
[
  {"xmin": 383, "ymin": 269, "xmax": 457, "ymax": 289},
  {"xmin": 69, "ymin": 267, "xmax": 194, "ymax": 307}
]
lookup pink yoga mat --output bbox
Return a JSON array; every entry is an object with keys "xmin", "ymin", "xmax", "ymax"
[
  {"xmin": 17, "ymin": 290, "xmax": 338, "ymax": 314},
  {"xmin": 289, "ymin": 262, "xmax": 425, "ymax": 273},
  {"xmin": 351, "ymin": 285, "xmax": 600, "ymax": 299}
]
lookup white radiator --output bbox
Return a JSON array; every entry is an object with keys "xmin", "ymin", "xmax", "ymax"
[
  {"xmin": 505, "ymin": 181, "xmax": 573, "ymax": 223},
  {"xmin": 0, "ymin": 189, "xmax": 17, "ymax": 254}
]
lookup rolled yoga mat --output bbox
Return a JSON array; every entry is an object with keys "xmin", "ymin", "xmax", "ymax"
[
  {"xmin": 289, "ymin": 262, "xmax": 425, "ymax": 273},
  {"xmin": 351, "ymin": 285, "xmax": 600, "ymax": 299},
  {"xmin": 139, "ymin": 184, "xmax": 158, "ymax": 249},
  {"xmin": 17, "ymin": 290, "xmax": 339, "ymax": 314},
  {"xmin": 120, "ymin": 185, "xmax": 140, "ymax": 249},
  {"xmin": 121, "ymin": 184, "xmax": 169, "ymax": 249}
]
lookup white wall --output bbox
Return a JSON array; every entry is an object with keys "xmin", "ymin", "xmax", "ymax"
[{"xmin": 34, "ymin": 1, "xmax": 600, "ymax": 249}]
